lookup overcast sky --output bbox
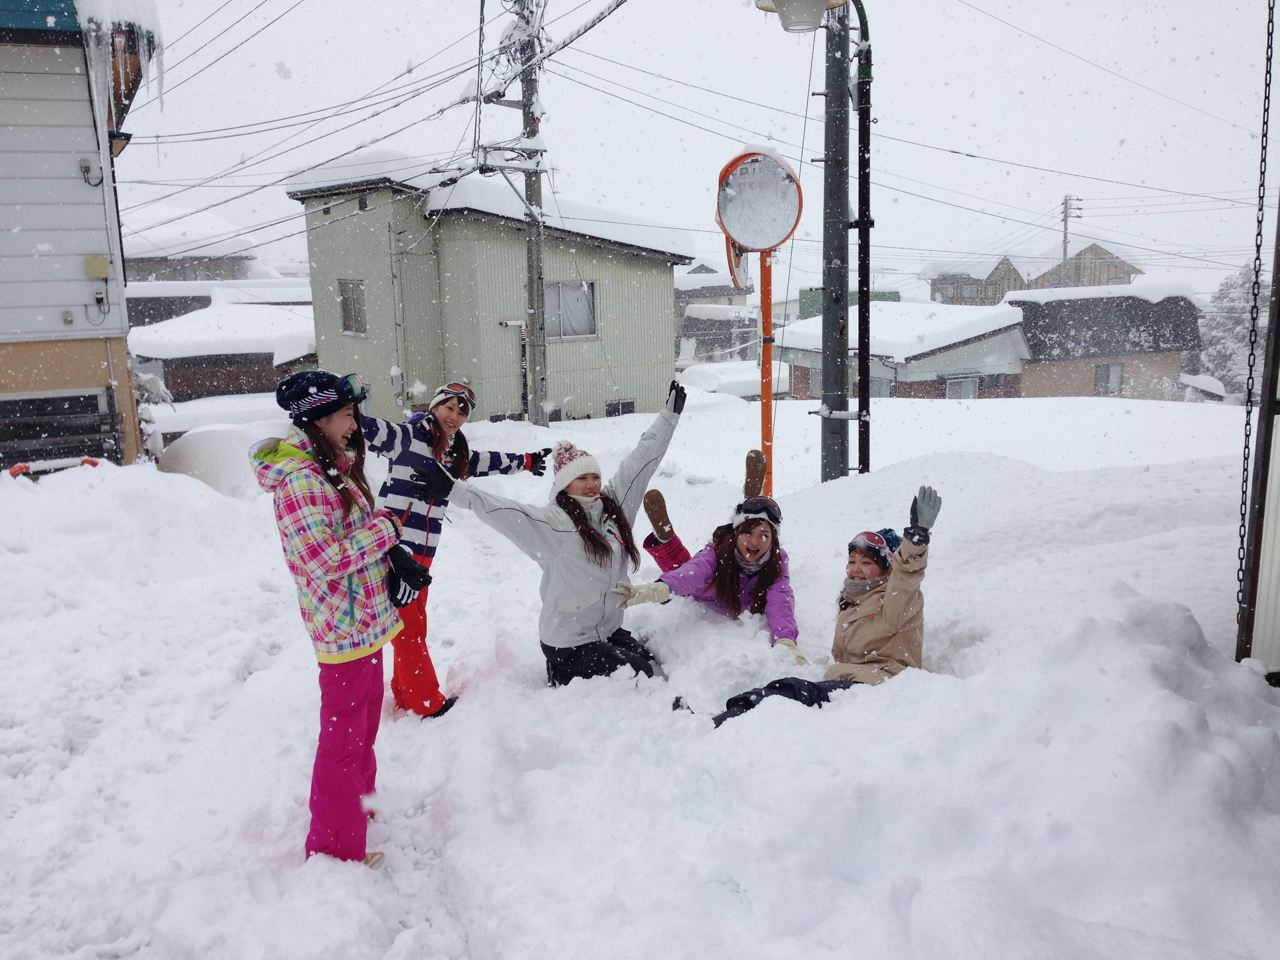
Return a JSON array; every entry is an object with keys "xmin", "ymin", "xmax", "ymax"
[{"xmin": 117, "ymin": 0, "xmax": 1275, "ymax": 301}]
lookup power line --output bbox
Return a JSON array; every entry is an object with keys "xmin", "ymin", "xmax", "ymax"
[
  {"xmin": 565, "ymin": 47, "xmax": 1257, "ymax": 207},
  {"xmin": 164, "ymin": 0, "xmax": 244, "ymax": 50},
  {"xmin": 952, "ymin": 0, "xmax": 1256, "ymax": 136}
]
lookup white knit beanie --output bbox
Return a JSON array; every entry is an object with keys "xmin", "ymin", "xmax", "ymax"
[{"xmin": 549, "ymin": 440, "xmax": 602, "ymax": 497}]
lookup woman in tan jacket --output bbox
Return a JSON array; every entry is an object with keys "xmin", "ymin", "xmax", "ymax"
[{"xmin": 709, "ymin": 486, "xmax": 941, "ymax": 726}]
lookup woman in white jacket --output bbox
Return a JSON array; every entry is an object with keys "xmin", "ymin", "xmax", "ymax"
[{"xmin": 411, "ymin": 382, "xmax": 686, "ymax": 686}]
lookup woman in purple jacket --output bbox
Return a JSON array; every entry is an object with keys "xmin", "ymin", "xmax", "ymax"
[{"xmin": 611, "ymin": 494, "xmax": 803, "ymax": 662}]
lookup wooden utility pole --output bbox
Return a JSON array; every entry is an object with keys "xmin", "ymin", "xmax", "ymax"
[
  {"xmin": 516, "ymin": 0, "xmax": 549, "ymax": 425},
  {"xmin": 1060, "ymin": 195, "xmax": 1081, "ymax": 284}
]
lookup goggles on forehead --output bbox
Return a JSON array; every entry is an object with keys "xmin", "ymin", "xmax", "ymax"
[
  {"xmin": 733, "ymin": 495, "xmax": 782, "ymax": 528},
  {"xmin": 436, "ymin": 381, "xmax": 477, "ymax": 409},
  {"xmin": 848, "ymin": 531, "xmax": 888, "ymax": 554},
  {"xmin": 338, "ymin": 373, "xmax": 370, "ymax": 403}
]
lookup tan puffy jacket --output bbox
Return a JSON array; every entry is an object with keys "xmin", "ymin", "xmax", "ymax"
[{"xmin": 825, "ymin": 539, "xmax": 927, "ymax": 684}]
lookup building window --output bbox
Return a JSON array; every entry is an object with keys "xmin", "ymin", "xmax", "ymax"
[
  {"xmin": 945, "ymin": 376, "xmax": 978, "ymax": 399},
  {"xmin": 545, "ymin": 281, "xmax": 597, "ymax": 339},
  {"xmin": 961, "ymin": 284, "xmax": 979, "ymax": 299},
  {"xmin": 338, "ymin": 279, "xmax": 367, "ymax": 335},
  {"xmin": 979, "ymin": 374, "xmax": 1007, "ymax": 389},
  {"xmin": 358, "ymin": 195, "xmax": 369, "ymax": 211},
  {"xmin": 1094, "ymin": 363, "xmax": 1123, "ymax": 397},
  {"xmin": 605, "ymin": 399, "xmax": 636, "ymax": 417}
]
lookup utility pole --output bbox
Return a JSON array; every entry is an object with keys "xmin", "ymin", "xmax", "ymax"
[
  {"xmin": 819, "ymin": 3, "xmax": 851, "ymax": 482},
  {"xmin": 851, "ymin": 2, "xmax": 873, "ymax": 475},
  {"xmin": 1060, "ymin": 194, "xmax": 1082, "ymax": 285},
  {"xmin": 516, "ymin": 0, "xmax": 549, "ymax": 425}
]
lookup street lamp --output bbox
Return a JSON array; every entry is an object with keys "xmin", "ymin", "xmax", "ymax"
[
  {"xmin": 754, "ymin": 0, "xmax": 848, "ymax": 34},
  {"xmin": 756, "ymin": 0, "xmax": 872, "ymax": 480}
]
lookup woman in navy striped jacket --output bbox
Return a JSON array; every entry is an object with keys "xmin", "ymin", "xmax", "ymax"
[{"xmin": 363, "ymin": 382, "xmax": 550, "ymax": 717}]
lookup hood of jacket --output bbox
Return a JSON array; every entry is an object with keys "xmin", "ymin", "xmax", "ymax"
[{"xmin": 251, "ymin": 427, "xmax": 315, "ymax": 493}]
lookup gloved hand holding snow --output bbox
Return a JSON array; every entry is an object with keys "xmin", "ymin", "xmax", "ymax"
[
  {"xmin": 610, "ymin": 581, "xmax": 671, "ymax": 607},
  {"xmin": 411, "ymin": 461, "xmax": 455, "ymax": 501},
  {"xmin": 774, "ymin": 637, "xmax": 808, "ymax": 665}
]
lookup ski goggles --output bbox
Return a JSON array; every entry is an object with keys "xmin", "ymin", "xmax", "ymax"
[
  {"xmin": 338, "ymin": 373, "xmax": 370, "ymax": 403},
  {"xmin": 432, "ymin": 381, "xmax": 477, "ymax": 411},
  {"xmin": 733, "ymin": 495, "xmax": 782, "ymax": 528},
  {"xmin": 847, "ymin": 531, "xmax": 892, "ymax": 565}
]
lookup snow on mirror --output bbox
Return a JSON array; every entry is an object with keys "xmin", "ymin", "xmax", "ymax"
[{"xmin": 716, "ymin": 152, "xmax": 802, "ymax": 252}]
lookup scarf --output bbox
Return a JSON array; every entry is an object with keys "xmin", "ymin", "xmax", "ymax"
[
  {"xmin": 839, "ymin": 574, "xmax": 888, "ymax": 609},
  {"xmin": 735, "ymin": 548, "xmax": 771, "ymax": 576}
]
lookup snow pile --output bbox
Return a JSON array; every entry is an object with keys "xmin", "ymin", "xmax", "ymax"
[
  {"xmin": 781, "ymin": 301, "xmax": 1024, "ymax": 361},
  {"xmin": 1004, "ymin": 280, "xmax": 1198, "ymax": 306},
  {"xmin": 144, "ymin": 393, "xmax": 287, "ymax": 439},
  {"xmin": 122, "ymin": 202, "xmax": 261, "ymax": 260},
  {"xmin": 681, "ymin": 359, "xmax": 789, "ymax": 397},
  {"xmin": 128, "ymin": 302, "xmax": 315, "ymax": 363},
  {"xmin": 126, "ymin": 278, "xmax": 312, "ymax": 304},
  {"xmin": 1181, "ymin": 372, "xmax": 1228, "ymax": 398},
  {"xmin": 2, "ymin": 394, "xmax": 1278, "ymax": 959},
  {"xmin": 675, "ymin": 269, "xmax": 743, "ymax": 292}
]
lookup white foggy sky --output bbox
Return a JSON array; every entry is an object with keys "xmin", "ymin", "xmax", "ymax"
[{"xmin": 117, "ymin": 0, "xmax": 1275, "ymax": 300}]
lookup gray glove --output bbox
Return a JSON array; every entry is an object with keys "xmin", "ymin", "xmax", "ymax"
[{"xmin": 906, "ymin": 486, "xmax": 941, "ymax": 545}]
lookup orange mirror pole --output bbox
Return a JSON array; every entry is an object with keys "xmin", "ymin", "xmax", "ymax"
[{"xmin": 760, "ymin": 250, "xmax": 774, "ymax": 496}]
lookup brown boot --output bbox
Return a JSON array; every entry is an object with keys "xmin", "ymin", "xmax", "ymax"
[
  {"xmin": 643, "ymin": 489, "xmax": 675, "ymax": 542},
  {"xmin": 744, "ymin": 450, "xmax": 767, "ymax": 499}
]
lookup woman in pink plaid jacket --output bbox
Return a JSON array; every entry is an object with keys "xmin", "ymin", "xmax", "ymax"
[{"xmin": 252, "ymin": 371, "xmax": 428, "ymax": 868}]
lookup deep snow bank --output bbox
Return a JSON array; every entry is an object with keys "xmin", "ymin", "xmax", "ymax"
[{"xmin": 1, "ymin": 396, "xmax": 1277, "ymax": 959}]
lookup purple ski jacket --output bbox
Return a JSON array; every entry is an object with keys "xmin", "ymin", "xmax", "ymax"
[{"xmin": 659, "ymin": 544, "xmax": 799, "ymax": 642}]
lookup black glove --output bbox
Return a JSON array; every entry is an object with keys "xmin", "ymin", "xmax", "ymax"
[
  {"xmin": 665, "ymin": 380, "xmax": 687, "ymax": 415},
  {"xmin": 410, "ymin": 460, "xmax": 455, "ymax": 501},
  {"xmin": 528, "ymin": 447, "xmax": 552, "ymax": 477},
  {"xmin": 386, "ymin": 545, "xmax": 430, "ymax": 608}
]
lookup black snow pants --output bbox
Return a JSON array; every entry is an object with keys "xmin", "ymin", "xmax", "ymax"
[
  {"xmin": 712, "ymin": 676, "xmax": 860, "ymax": 727},
  {"xmin": 541, "ymin": 628, "xmax": 660, "ymax": 687}
]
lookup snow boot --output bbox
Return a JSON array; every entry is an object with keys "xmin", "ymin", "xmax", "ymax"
[
  {"xmin": 363, "ymin": 851, "xmax": 385, "ymax": 869},
  {"xmin": 643, "ymin": 489, "xmax": 675, "ymax": 542},
  {"xmin": 744, "ymin": 450, "xmax": 767, "ymax": 499},
  {"xmin": 427, "ymin": 696, "xmax": 458, "ymax": 719}
]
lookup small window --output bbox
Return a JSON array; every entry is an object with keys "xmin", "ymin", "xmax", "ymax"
[
  {"xmin": 979, "ymin": 374, "xmax": 1006, "ymax": 389},
  {"xmin": 945, "ymin": 376, "xmax": 978, "ymax": 399},
  {"xmin": 358, "ymin": 195, "xmax": 369, "ymax": 211},
  {"xmin": 545, "ymin": 281, "xmax": 597, "ymax": 340},
  {"xmin": 338, "ymin": 279, "xmax": 367, "ymax": 335},
  {"xmin": 605, "ymin": 400, "xmax": 636, "ymax": 418},
  {"xmin": 1094, "ymin": 363, "xmax": 1123, "ymax": 397}
]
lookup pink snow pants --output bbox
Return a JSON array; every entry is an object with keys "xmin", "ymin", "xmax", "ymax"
[
  {"xmin": 305, "ymin": 649, "xmax": 384, "ymax": 862},
  {"xmin": 643, "ymin": 532, "xmax": 692, "ymax": 572}
]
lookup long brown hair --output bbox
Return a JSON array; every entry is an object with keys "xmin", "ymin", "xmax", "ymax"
[
  {"xmin": 555, "ymin": 490, "xmax": 640, "ymax": 570},
  {"xmin": 301, "ymin": 406, "xmax": 375, "ymax": 518},
  {"xmin": 428, "ymin": 410, "xmax": 471, "ymax": 480},
  {"xmin": 709, "ymin": 520, "xmax": 783, "ymax": 616}
]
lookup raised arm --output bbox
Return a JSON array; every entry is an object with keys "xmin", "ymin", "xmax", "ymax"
[
  {"xmin": 275, "ymin": 470, "xmax": 400, "ymax": 580},
  {"xmin": 606, "ymin": 382, "xmax": 685, "ymax": 524},
  {"xmin": 449, "ymin": 481, "xmax": 574, "ymax": 564},
  {"xmin": 881, "ymin": 486, "xmax": 939, "ymax": 628},
  {"xmin": 361, "ymin": 413, "xmax": 413, "ymax": 459}
]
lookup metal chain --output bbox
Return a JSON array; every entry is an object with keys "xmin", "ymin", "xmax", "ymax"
[{"xmin": 1238, "ymin": 0, "xmax": 1276, "ymax": 619}]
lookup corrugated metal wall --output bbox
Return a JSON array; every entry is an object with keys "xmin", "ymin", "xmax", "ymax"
[
  {"xmin": 302, "ymin": 191, "xmax": 404, "ymax": 421},
  {"xmin": 393, "ymin": 198, "xmax": 445, "ymax": 407},
  {"xmin": 0, "ymin": 42, "xmax": 125, "ymax": 342}
]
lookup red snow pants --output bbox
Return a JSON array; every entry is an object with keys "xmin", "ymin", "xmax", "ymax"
[
  {"xmin": 305, "ymin": 649, "xmax": 384, "ymax": 862},
  {"xmin": 389, "ymin": 556, "xmax": 448, "ymax": 717}
]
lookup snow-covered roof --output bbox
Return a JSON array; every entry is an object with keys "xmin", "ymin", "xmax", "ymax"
[
  {"xmin": 75, "ymin": 0, "xmax": 162, "ymax": 37},
  {"xmin": 779, "ymin": 301, "xmax": 1024, "ymax": 363},
  {"xmin": 1003, "ymin": 280, "xmax": 1197, "ymax": 305},
  {"xmin": 680, "ymin": 360, "xmax": 789, "ymax": 397},
  {"xmin": 1180, "ymin": 373, "xmax": 1227, "ymax": 397},
  {"xmin": 684, "ymin": 304, "xmax": 759, "ymax": 321},
  {"xmin": 921, "ymin": 254, "xmax": 1041, "ymax": 282},
  {"xmin": 125, "ymin": 278, "xmax": 312, "ymax": 304},
  {"xmin": 285, "ymin": 149, "xmax": 695, "ymax": 261},
  {"xmin": 122, "ymin": 203, "xmax": 260, "ymax": 260},
  {"xmin": 128, "ymin": 301, "xmax": 315, "ymax": 364},
  {"xmin": 675, "ymin": 270, "xmax": 748, "ymax": 293}
]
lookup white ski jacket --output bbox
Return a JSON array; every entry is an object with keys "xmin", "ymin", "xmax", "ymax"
[{"xmin": 448, "ymin": 410, "xmax": 679, "ymax": 649}]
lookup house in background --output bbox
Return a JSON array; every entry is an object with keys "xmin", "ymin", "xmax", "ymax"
[
  {"xmin": 125, "ymin": 276, "xmax": 312, "ymax": 327},
  {"xmin": 0, "ymin": 1, "xmax": 159, "ymax": 472},
  {"xmin": 1009, "ymin": 283, "xmax": 1202, "ymax": 401},
  {"xmin": 286, "ymin": 151, "xmax": 694, "ymax": 422},
  {"xmin": 122, "ymin": 204, "xmax": 265, "ymax": 283},
  {"xmin": 926, "ymin": 241, "xmax": 1143, "ymax": 306},
  {"xmin": 670, "ymin": 259, "xmax": 756, "ymax": 369}
]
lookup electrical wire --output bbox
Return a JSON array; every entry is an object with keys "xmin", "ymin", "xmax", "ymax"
[{"xmin": 164, "ymin": 0, "xmax": 244, "ymax": 51}]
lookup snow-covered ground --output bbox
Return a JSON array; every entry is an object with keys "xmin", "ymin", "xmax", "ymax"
[{"xmin": 3, "ymin": 393, "xmax": 1278, "ymax": 959}]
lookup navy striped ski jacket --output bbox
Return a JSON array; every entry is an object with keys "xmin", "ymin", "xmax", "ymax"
[{"xmin": 363, "ymin": 413, "xmax": 530, "ymax": 561}]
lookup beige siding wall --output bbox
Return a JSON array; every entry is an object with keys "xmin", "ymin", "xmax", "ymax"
[
  {"xmin": 433, "ymin": 216, "xmax": 676, "ymax": 420},
  {"xmin": 393, "ymin": 199, "xmax": 446, "ymax": 408},
  {"xmin": 302, "ymin": 192, "xmax": 404, "ymax": 421},
  {"xmin": 1021, "ymin": 351, "xmax": 1183, "ymax": 400}
]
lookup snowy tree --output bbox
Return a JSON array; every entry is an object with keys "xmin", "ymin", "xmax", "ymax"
[{"xmin": 1200, "ymin": 264, "xmax": 1272, "ymax": 393}]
